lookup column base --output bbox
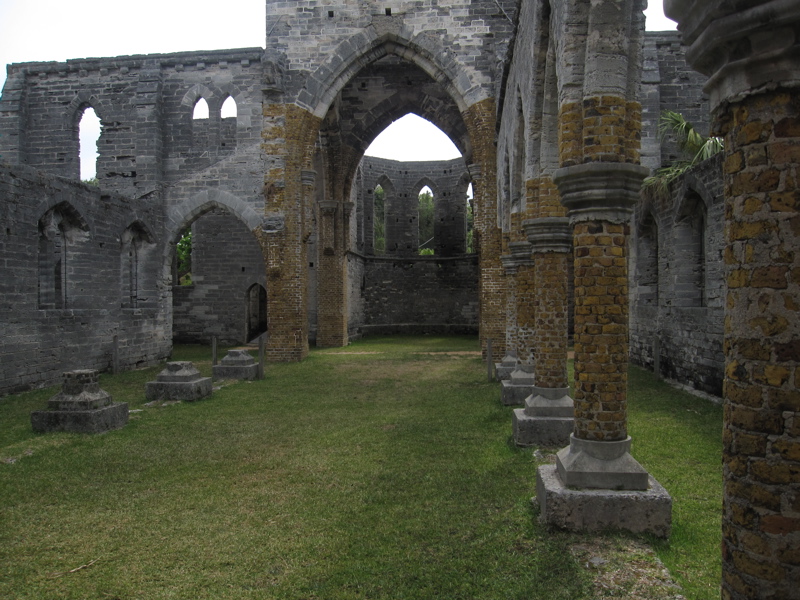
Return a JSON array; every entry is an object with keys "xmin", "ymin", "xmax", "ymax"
[
  {"xmin": 536, "ymin": 464, "xmax": 672, "ymax": 538},
  {"xmin": 31, "ymin": 402, "xmax": 129, "ymax": 434},
  {"xmin": 494, "ymin": 352, "xmax": 518, "ymax": 381},
  {"xmin": 512, "ymin": 386, "xmax": 574, "ymax": 447},
  {"xmin": 556, "ymin": 434, "xmax": 650, "ymax": 490},
  {"xmin": 500, "ymin": 367, "xmax": 535, "ymax": 406}
]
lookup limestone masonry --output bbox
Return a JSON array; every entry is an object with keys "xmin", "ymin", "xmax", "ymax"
[{"xmin": 1, "ymin": 1, "xmax": 797, "ymax": 596}]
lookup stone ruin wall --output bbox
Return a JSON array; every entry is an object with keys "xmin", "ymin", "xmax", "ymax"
[
  {"xmin": 0, "ymin": 164, "xmax": 170, "ymax": 395},
  {"xmin": 630, "ymin": 155, "xmax": 725, "ymax": 396},
  {"xmin": 0, "ymin": 48, "xmax": 268, "ymax": 394},
  {"xmin": 0, "ymin": 13, "xmax": 725, "ymax": 397},
  {"xmin": 348, "ymin": 155, "xmax": 479, "ymax": 338}
]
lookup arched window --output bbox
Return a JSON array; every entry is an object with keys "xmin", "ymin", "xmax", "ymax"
[
  {"xmin": 121, "ymin": 223, "xmax": 154, "ymax": 308},
  {"xmin": 38, "ymin": 205, "xmax": 87, "ymax": 309},
  {"xmin": 373, "ymin": 184, "xmax": 386, "ymax": 255},
  {"xmin": 418, "ymin": 185, "xmax": 435, "ymax": 254},
  {"xmin": 636, "ymin": 213, "xmax": 659, "ymax": 306},
  {"xmin": 246, "ymin": 283, "xmax": 268, "ymax": 342},
  {"xmin": 192, "ymin": 98, "xmax": 210, "ymax": 120},
  {"xmin": 674, "ymin": 191, "xmax": 707, "ymax": 307},
  {"xmin": 79, "ymin": 107, "xmax": 101, "ymax": 182},
  {"xmin": 221, "ymin": 96, "xmax": 237, "ymax": 119}
]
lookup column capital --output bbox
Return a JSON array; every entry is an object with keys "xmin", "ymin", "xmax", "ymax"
[
  {"xmin": 664, "ymin": 0, "xmax": 800, "ymax": 113},
  {"xmin": 319, "ymin": 201, "xmax": 337, "ymax": 216},
  {"xmin": 301, "ymin": 169, "xmax": 317, "ymax": 187},
  {"xmin": 523, "ymin": 216, "xmax": 572, "ymax": 253},
  {"xmin": 500, "ymin": 254, "xmax": 519, "ymax": 275},
  {"xmin": 553, "ymin": 162, "xmax": 649, "ymax": 224},
  {"xmin": 508, "ymin": 240, "xmax": 533, "ymax": 265}
]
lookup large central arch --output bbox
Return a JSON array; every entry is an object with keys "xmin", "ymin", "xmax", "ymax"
[{"xmin": 288, "ymin": 29, "xmax": 503, "ymax": 352}]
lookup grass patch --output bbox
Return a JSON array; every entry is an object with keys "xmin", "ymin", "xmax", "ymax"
[{"xmin": 0, "ymin": 337, "xmax": 721, "ymax": 599}]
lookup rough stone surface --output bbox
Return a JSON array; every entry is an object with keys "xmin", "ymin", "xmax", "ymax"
[
  {"xmin": 212, "ymin": 349, "xmax": 259, "ymax": 380},
  {"xmin": 500, "ymin": 367, "xmax": 536, "ymax": 406},
  {"xmin": 30, "ymin": 370, "xmax": 128, "ymax": 434},
  {"xmin": 145, "ymin": 361, "xmax": 212, "ymax": 402},
  {"xmin": 536, "ymin": 464, "xmax": 672, "ymax": 539},
  {"xmin": 513, "ymin": 386, "xmax": 574, "ymax": 447}
]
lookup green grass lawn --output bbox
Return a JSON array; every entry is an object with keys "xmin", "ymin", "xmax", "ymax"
[{"xmin": 0, "ymin": 336, "xmax": 722, "ymax": 599}]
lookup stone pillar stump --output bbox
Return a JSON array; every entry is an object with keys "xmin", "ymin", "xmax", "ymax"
[
  {"xmin": 212, "ymin": 349, "xmax": 259, "ymax": 380},
  {"xmin": 146, "ymin": 361, "xmax": 211, "ymax": 402},
  {"xmin": 31, "ymin": 370, "xmax": 128, "ymax": 434}
]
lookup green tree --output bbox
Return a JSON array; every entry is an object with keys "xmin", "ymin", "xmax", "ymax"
[
  {"xmin": 374, "ymin": 186, "xmax": 385, "ymax": 254},
  {"xmin": 643, "ymin": 110, "xmax": 724, "ymax": 197},
  {"xmin": 466, "ymin": 196, "xmax": 475, "ymax": 254},
  {"xmin": 418, "ymin": 189, "xmax": 435, "ymax": 254},
  {"xmin": 176, "ymin": 229, "xmax": 192, "ymax": 285}
]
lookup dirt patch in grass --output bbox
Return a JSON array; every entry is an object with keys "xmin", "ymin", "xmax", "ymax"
[{"xmin": 572, "ymin": 538, "xmax": 685, "ymax": 600}]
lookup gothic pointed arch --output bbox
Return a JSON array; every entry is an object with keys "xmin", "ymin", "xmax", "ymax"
[{"xmin": 302, "ymin": 30, "xmax": 484, "ymax": 119}]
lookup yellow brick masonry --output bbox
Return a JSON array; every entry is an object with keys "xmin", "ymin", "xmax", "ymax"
[
  {"xmin": 560, "ymin": 95, "xmax": 642, "ymax": 441},
  {"xmin": 259, "ymin": 103, "xmax": 320, "ymax": 361},
  {"xmin": 464, "ymin": 98, "xmax": 506, "ymax": 359},
  {"xmin": 528, "ymin": 175, "xmax": 570, "ymax": 390},
  {"xmin": 719, "ymin": 90, "xmax": 800, "ymax": 600},
  {"xmin": 572, "ymin": 221, "xmax": 630, "ymax": 441}
]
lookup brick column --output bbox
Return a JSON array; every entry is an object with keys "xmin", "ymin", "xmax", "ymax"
[
  {"xmin": 553, "ymin": 161, "xmax": 651, "ymax": 486},
  {"xmin": 500, "ymin": 242, "xmax": 538, "ymax": 406},
  {"xmin": 535, "ymin": 0, "xmax": 670, "ymax": 538},
  {"xmin": 316, "ymin": 198, "xmax": 348, "ymax": 347},
  {"xmin": 665, "ymin": 2, "xmax": 800, "ymax": 597},
  {"xmin": 261, "ymin": 103, "xmax": 316, "ymax": 362},
  {"xmin": 463, "ymin": 99, "xmax": 506, "ymax": 359},
  {"xmin": 513, "ymin": 214, "xmax": 574, "ymax": 447}
]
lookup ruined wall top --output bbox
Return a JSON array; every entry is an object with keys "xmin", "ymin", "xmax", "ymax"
[{"xmin": 264, "ymin": 0, "xmax": 518, "ymax": 115}]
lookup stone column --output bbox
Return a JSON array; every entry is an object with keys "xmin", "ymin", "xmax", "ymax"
[
  {"xmin": 463, "ymin": 99, "xmax": 507, "ymax": 359},
  {"xmin": 665, "ymin": 2, "xmax": 800, "ymax": 597},
  {"xmin": 513, "ymin": 216, "xmax": 574, "ymax": 447},
  {"xmin": 554, "ymin": 162, "xmax": 650, "ymax": 483},
  {"xmin": 316, "ymin": 198, "xmax": 348, "ymax": 347},
  {"xmin": 535, "ymin": 0, "xmax": 671, "ymax": 538},
  {"xmin": 500, "ymin": 242, "xmax": 538, "ymax": 406}
]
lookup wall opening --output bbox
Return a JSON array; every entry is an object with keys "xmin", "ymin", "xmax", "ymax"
[
  {"xmin": 418, "ymin": 185, "xmax": 434, "ymax": 254},
  {"xmin": 37, "ymin": 205, "xmax": 87, "ymax": 309},
  {"xmin": 675, "ymin": 191, "xmax": 707, "ymax": 308},
  {"xmin": 246, "ymin": 283, "xmax": 268, "ymax": 342},
  {"xmin": 636, "ymin": 213, "xmax": 659, "ymax": 306},
  {"xmin": 79, "ymin": 107, "xmax": 101, "ymax": 182},
  {"xmin": 121, "ymin": 223, "xmax": 154, "ymax": 309},
  {"xmin": 221, "ymin": 96, "xmax": 237, "ymax": 119},
  {"xmin": 175, "ymin": 227, "xmax": 193, "ymax": 286},
  {"xmin": 192, "ymin": 98, "xmax": 210, "ymax": 120},
  {"xmin": 466, "ymin": 183, "xmax": 475, "ymax": 253},
  {"xmin": 373, "ymin": 184, "xmax": 386, "ymax": 254}
]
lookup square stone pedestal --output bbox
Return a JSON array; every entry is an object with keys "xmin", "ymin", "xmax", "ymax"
[
  {"xmin": 31, "ymin": 370, "xmax": 128, "ymax": 434},
  {"xmin": 501, "ymin": 367, "xmax": 536, "ymax": 406},
  {"xmin": 536, "ymin": 464, "xmax": 672, "ymax": 538},
  {"xmin": 212, "ymin": 349, "xmax": 259, "ymax": 380},
  {"xmin": 494, "ymin": 353, "xmax": 517, "ymax": 381},
  {"xmin": 513, "ymin": 386, "xmax": 573, "ymax": 447},
  {"xmin": 146, "ymin": 362, "xmax": 212, "ymax": 402}
]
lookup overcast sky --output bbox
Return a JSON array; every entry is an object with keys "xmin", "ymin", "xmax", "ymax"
[{"xmin": 0, "ymin": 0, "xmax": 677, "ymax": 171}]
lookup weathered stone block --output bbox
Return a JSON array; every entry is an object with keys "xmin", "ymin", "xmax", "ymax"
[
  {"xmin": 536, "ymin": 464, "xmax": 672, "ymax": 538},
  {"xmin": 145, "ymin": 361, "xmax": 211, "ymax": 402},
  {"xmin": 500, "ymin": 367, "xmax": 536, "ymax": 406},
  {"xmin": 513, "ymin": 386, "xmax": 574, "ymax": 447},
  {"xmin": 494, "ymin": 352, "xmax": 517, "ymax": 381},
  {"xmin": 31, "ymin": 370, "xmax": 128, "ymax": 434},
  {"xmin": 212, "ymin": 349, "xmax": 259, "ymax": 380}
]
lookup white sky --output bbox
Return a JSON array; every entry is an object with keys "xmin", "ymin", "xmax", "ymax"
[{"xmin": 0, "ymin": 1, "xmax": 677, "ymax": 175}]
